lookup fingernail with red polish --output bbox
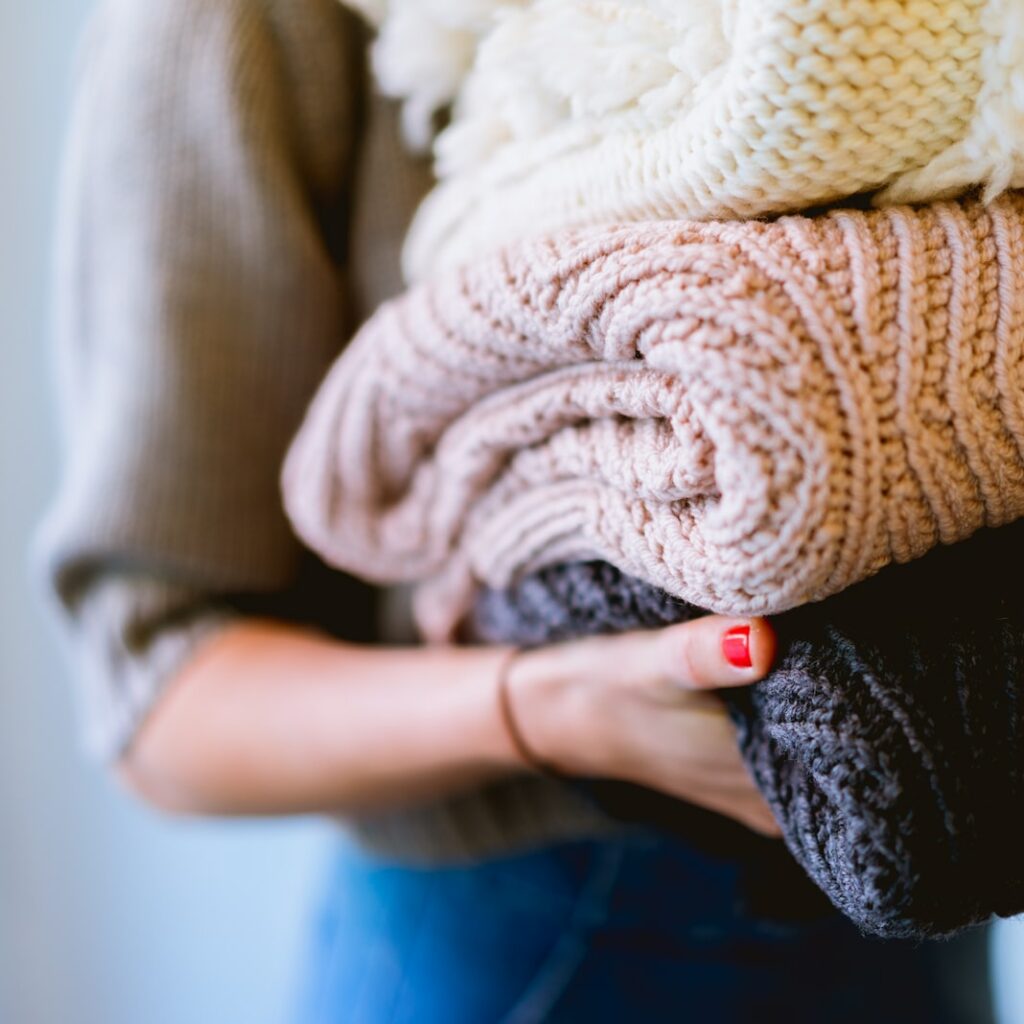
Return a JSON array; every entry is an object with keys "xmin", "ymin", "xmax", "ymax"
[{"xmin": 722, "ymin": 625, "xmax": 752, "ymax": 669}]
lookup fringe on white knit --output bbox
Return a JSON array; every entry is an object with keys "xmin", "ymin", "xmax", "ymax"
[
  {"xmin": 881, "ymin": 0, "xmax": 1024, "ymax": 205},
  {"xmin": 344, "ymin": 0, "xmax": 1024, "ymax": 238}
]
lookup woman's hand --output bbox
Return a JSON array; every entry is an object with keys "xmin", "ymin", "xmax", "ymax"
[
  {"xmin": 503, "ymin": 617, "xmax": 781, "ymax": 837},
  {"xmin": 120, "ymin": 615, "xmax": 778, "ymax": 834}
]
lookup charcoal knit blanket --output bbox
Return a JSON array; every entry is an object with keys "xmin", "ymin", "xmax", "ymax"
[
  {"xmin": 283, "ymin": 196, "xmax": 1024, "ymax": 644},
  {"xmin": 472, "ymin": 521, "xmax": 1024, "ymax": 940}
]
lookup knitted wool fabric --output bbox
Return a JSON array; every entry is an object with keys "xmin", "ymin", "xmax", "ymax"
[
  {"xmin": 343, "ymin": 0, "xmax": 1024, "ymax": 279},
  {"xmin": 282, "ymin": 195, "xmax": 1024, "ymax": 642},
  {"xmin": 471, "ymin": 520, "xmax": 1024, "ymax": 940}
]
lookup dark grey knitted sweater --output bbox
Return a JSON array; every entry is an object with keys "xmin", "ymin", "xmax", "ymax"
[{"xmin": 473, "ymin": 522, "xmax": 1024, "ymax": 940}]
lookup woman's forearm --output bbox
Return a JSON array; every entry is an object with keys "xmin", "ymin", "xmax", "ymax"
[
  {"xmin": 119, "ymin": 620, "xmax": 523, "ymax": 816},
  {"xmin": 119, "ymin": 614, "xmax": 779, "ymax": 836}
]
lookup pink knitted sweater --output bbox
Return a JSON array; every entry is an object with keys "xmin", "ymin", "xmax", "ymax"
[{"xmin": 283, "ymin": 195, "xmax": 1024, "ymax": 640}]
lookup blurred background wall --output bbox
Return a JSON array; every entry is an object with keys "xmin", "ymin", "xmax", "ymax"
[
  {"xmin": 0, "ymin": 2, "xmax": 335, "ymax": 1022},
  {"xmin": 2, "ymin": 2, "xmax": 1024, "ymax": 1023}
]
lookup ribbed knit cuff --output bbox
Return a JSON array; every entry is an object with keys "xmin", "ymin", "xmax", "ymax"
[{"xmin": 50, "ymin": 573, "xmax": 237, "ymax": 761}]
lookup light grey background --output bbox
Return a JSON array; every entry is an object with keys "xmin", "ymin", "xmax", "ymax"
[
  {"xmin": 1, "ymin": 2, "xmax": 1022, "ymax": 1022},
  {"xmin": 1, "ymin": 3, "xmax": 335, "ymax": 1023}
]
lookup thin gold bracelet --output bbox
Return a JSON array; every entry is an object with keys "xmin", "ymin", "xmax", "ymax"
[{"xmin": 495, "ymin": 647, "xmax": 561, "ymax": 777}]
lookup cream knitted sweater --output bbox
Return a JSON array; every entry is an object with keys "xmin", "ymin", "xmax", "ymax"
[{"xmin": 346, "ymin": 0, "xmax": 1024, "ymax": 279}]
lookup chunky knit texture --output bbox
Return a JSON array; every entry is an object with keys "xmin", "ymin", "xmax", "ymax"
[
  {"xmin": 344, "ymin": 0, "xmax": 1024, "ymax": 279},
  {"xmin": 283, "ymin": 195, "xmax": 1024, "ymax": 641},
  {"xmin": 471, "ymin": 520, "xmax": 1024, "ymax": 939}
]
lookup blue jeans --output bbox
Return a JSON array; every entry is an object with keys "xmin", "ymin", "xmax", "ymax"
[{"xmin": 294, "ymin": 830, "xmax": 992, "ymax": 1024}]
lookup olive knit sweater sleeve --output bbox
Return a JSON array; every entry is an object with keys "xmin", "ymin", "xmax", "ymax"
[{"xmin": 34, "ymin": 0, "xmax": 365, "ymax": 757}]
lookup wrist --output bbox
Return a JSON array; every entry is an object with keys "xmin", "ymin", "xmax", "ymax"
[
  {"xmin": 496, "ymin": 648, "xmax": 564, "ymax": 776},
  {"xmin": 468, "ymin": 648, "xmax": 527, "ymax": 774},
  {"xmin": 500, "ymin": 643, "xmax": 603, "ymax": 779}
]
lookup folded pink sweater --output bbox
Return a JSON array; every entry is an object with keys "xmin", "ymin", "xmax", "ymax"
[{"xmin": 283, "ymin": 195, "xmax": 1024, "ymax": 640}]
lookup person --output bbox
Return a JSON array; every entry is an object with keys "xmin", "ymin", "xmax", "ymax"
[{"xmin": 36, "ymin": 0, "xmax": 993, "ymax": 1020}]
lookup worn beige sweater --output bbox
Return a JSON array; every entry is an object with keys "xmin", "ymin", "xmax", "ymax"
[{"xmin": 35, "ymin": 0, "xmax": 608, "ymax": 860}]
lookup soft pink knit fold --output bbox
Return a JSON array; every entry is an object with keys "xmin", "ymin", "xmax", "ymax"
[{"xmin": 283, "ymin": 195, "xmax": 1024, "ymax": 640}]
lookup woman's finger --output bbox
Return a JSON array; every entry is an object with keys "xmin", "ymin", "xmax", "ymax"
[
  {"xmin": 655, "ymin": 616, "xmax": 776, "ymax": 690},
  {"xmin": 554, "ymin": 615, "xmax": 776, "ymax": 696},
  {"xmin": 588, "ymin": 616, "xmax": 776, "ymax": 692},
  {"xmin": 731, "ymin": 796, "xmax": 784, "ymax": 838}
]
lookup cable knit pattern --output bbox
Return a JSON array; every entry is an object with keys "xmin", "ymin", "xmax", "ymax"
[
  {"xmin": 342, "ymin": 0, "xmax": 1024, "ymax": 279},
  {"xmin": 471, "ymin": 521, "xmax": 1024, "ymax": 939},
  {"xmin": 283, "ymin": 195, "xmax": 1024, "ymax": 640}
]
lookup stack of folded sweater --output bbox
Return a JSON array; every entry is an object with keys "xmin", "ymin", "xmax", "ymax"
[{"xmin": 283, "ymin": 0, "xmax": 1024, "ymax": 938}]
